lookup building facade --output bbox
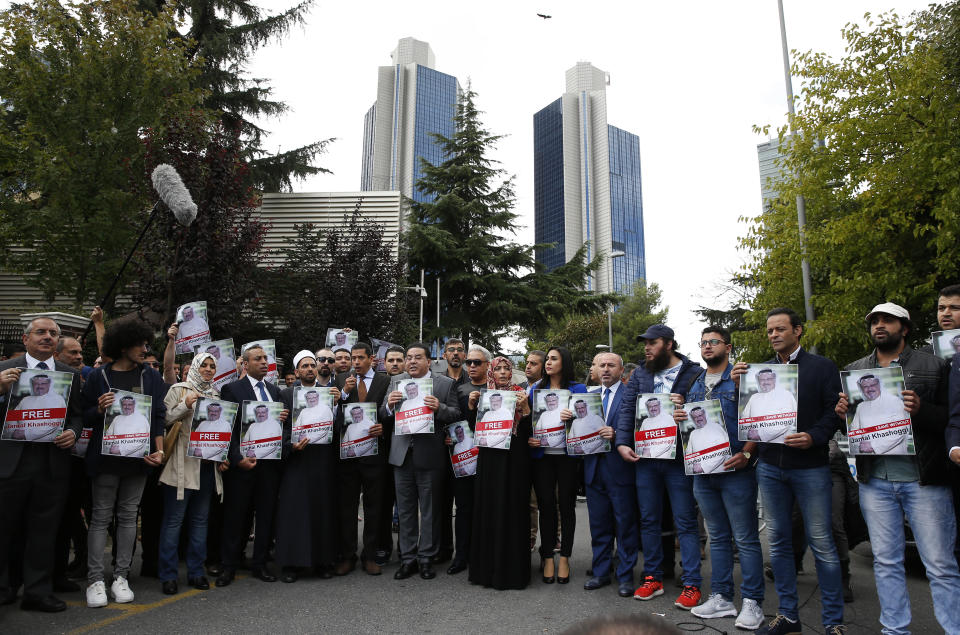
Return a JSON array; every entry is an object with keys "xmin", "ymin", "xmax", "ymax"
[{"xmin": 533, "ymin": 62, "xmax": 645, "ymax": 294}]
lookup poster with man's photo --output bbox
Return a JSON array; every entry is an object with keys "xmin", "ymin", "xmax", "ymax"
[
  {"xmin": 680, "ymin": 399, "xmax": 734, "ymax": 475},
  {"xmin": 292, "ymin": 386, "xmax": 334, "ymax": 445},
  {"xmin": 1, "ymin": 368, "xmax": 73, "ymax": 442},
  {"xmin": 393, "ymin": 377, "xmax": 434, "ymax": 435},
  {"xmin": 186, "ymin": 398, "xmax": 237, "ymax": 462},
  {"xmin": 737, "ymin": 364, "xmax": 798, "ymax": 444},
  {"xmin": 840, "ymin": 367, "xmax": 915, "ymax": 456},
  {"xmin": 193, "ymin": 338, "xmax": 237, "ymax": 391},
  {"xmin": 475, "ymin": 390, "xmax": 517, "ymax": 450},
  {"xmin": 931, "ymin": 329, "xmax": 960, "ymax": 363},
  {"xmin": 370, "ymin": 337, "xmax": 398, "ymax": 373},
  {"xmin": 240, "ymin": 339, "xmax": 279, "ymax": 385},
  {"xmin": 72, "ymin": 427, "xmax": 92, "ymax": 457},
  {"xmin": 566, "ymin": 392, "xmax": 610, "ymax": 455},
  {"xmin": 175, "ymin": 301, "xmax": 211, "ymax": 354},
  {"xmin": 102, "ymin": 390, "xmax": 152, "ymax": 458},
  {"xmin": 239, "ymin": 400, "xmax": 283, "ymax": 460},
  {"xmin": 634, "ymin": 393, "xmax": 677, "ymax": 459},
  {"xmin": 340, "ymin": 403, "xmax": 378, "ymax": 459},
  {"xmin": 532, "ymin": 389, "xmax": 570, "ymax": 455},
  {"xmin": 447, "ymin": 421, "xmax": 478, "ymax": 477},
  {"xmin": 326, "ymin": 328, "xmax": 358, "ymax": 353}
]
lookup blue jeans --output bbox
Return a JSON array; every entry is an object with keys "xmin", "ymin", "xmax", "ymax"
[
  {"xmin": 859, "ymin": 479, "xmax": 960, "ymax": 635},
  {"xmin": 634, "ymin": 459, "xmax": 701, "ymax": 586},
  {"xmin": 158, "ymin": 463, "xmax": 215, "ymax": 581},
  {"xmin": 693, "ymin": 468, "xmax": 764, "ymax": 602},
  {"xmin": 757, "ymin": 462, "xmax": 843, "ymax": 627}
]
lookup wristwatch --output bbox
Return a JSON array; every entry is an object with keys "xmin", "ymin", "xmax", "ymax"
[{"xmin": 741, "ymin": 451, "xmax": 751, "ymax": 461}]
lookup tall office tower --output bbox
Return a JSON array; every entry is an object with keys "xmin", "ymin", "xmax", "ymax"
[
  {"xmin": 361, "ymin": 37, "xmax": 461, "ymax": 218},
  {"xmin": 533, "ymin": 62, "xmax": 646, "ymax": 294},
  {"xmin": 756, "ymin": 137, "xmax": 785, "ymax": 210}
]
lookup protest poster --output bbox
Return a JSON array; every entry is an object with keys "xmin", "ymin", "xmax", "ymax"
[
  {"xmin": 186, "ymin": 398, "xmax": 237, "ymax": 462},
  {"xmin": 738, "ymin": 364, "xmax": 798, "ymax": 444},
  {"xmin": 532, "ymin": 389, "xmax": 569, "ymax": 454},
  {"xmin": 72, "ymin": 427, "xmax": 92, "ymax": 457},
  {"xmin": 291, "ymin": 386, "xmax": 335, "ymax": 445},
  {"xmin": 931, "ymin": 328, "xmax": 960, "ymax": 363},
  {"xmin": 447, "ymin": 421, "xmax": 478, "ymax": 478},
  {"xmin": 102, "ymin": 390, "xmax": 152, "ymax": 458},
  {"xmin": 840, "ymin": 367, "xmax": 915, "ymax": 456},
  {"xmin": 634, "ymin": 393, "xmax": 677, "ymax": 459},
  {"xmin": 193, "ymin": 338, "xmax": 237, "ymax": 391},
  {"xmin": 680, "ymin": 399, "xmax": 733, "ymax": 475},
  {"xmin": 240, "ymin": 339, "xmax": 279, "ymax": 385},
  {"xmin": 1, "ymin": 368, "xmax": 72, "ymax": 442},
  {"xmin": 370, "ymin": 337, "xmax": 398, "ymax": 373},
  {"xmin": 175, "ymin": 301, "xmax": 211, "ymax": 354},
  {"xmin": 340, "ymin": 403, "xmax": 378, "ymax": 459},
  {"xmin": 475, "ymin": 389, "xmax": 516, "ymax": 450},
  {"xmin": 239, "ymin": 400, "xmax": 283, "ymax": 459},
  {"xmin": 326, "ymin": 328, "xmax": 358, "ymax": 353},
  {"xmin": 566, "ymin": 392, "xmax": 609, "ymax": 455},
  {"xmin": 394, "ymin": 377, "xmax": 434, "ymax": 435}
]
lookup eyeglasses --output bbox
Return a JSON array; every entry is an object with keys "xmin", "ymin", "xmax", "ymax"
[
  {"xmin": 699, "ymin": 339, "xmax": 726, "ymax": 348},
  {"xmin": 445, "ymin": 347, "xmax": 464, "ymax": 353},
  {"xmin": 317, "ymin": 357, "xmax": 335, "ymax": 364},
  {"xmin": 464, "ymin": 359, "xmax": 486, "ymax": 366}
]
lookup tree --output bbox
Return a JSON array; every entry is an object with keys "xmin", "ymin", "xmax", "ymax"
[
  {"xmin": 405, "ymin": 88, "xmax": 612, "ymax": 351},
  {"xmin": 611, "ymin": 282, "xmax": 670, "ymax": 364},
  {"xmin": 0, "ymin": 0, "xmax": 200, "ymax": 309},
  {"xmin": 739, "ymin": 5, "xmax": 960, "ymax": 366}
]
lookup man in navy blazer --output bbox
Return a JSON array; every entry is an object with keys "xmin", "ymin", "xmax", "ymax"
[{"xmin": 583, "ymin": 352, "xmax": 638, "ymax": 598}]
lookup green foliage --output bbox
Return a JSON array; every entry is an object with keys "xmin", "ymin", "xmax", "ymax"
[
  {"xmin": 611, "ymin": 282, "xmax": 669, "ymax": 364},
  {"xmin": 740, "ymin": 5, "xmax": 960, "ymax": 366}
]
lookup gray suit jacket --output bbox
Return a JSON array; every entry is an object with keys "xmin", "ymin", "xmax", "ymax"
[{"xmin": 381, "ymin": 371, "xmax": 460, "ymax": 470}]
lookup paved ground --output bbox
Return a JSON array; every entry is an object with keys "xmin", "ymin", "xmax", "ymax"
[{"xmin": 0, "ymin": 499, "xmax": 942, "ymax": 634}]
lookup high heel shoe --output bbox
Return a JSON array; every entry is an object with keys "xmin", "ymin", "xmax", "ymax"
[
  {"xmin": 556, "ymin": 556, "xmax": 570, "ymax": 584},
  {"xmin": 541, "ymin": 556, "xmax": 556, "ymax": 584}
]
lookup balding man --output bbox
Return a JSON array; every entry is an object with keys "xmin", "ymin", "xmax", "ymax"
[{"xmin": 55, "ymin": 338, "xmax": 85, "ymax": 373}]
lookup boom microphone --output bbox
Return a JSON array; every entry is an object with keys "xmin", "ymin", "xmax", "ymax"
[{"xmin": 151, "ymin": 164, "xmax": 197, "ymax": 226}]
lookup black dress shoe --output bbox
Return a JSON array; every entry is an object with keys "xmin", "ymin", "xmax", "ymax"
[
  {"xmin": 215, "ymin": 569, "xmax": 235, "ymax": 587},
  {"xmin": 20, "ymin": 594, "xmax": 66, "ymax": 613},
  {"xmin": 429, "ymin": 551, "xmax": 452, "ymax": 565},
  {"xmin": 446, "ymin": 561, "xmax": 467, "ymax": 575},
  {"xmin": 618, "ymin": 582, "xmax": 634, "ymax": 597},
  {"xmin": 53, "ymin": 577, "xmax": 80, "ymax": 593},
  {"xmin": 394, "ymin": 561, "xmax": 418, "ymax": 580},
  {"xmin": 188, "ymin": 576, "xmax": 209, "ymax": 590},
  {"xmin": 251, "ymin": 567, "xmax": 277, "ymax": 583},
  {"xmin": 419, "ymin": 563, "xmax": 436, "ymax": 580},
  {"xmin": 583, "ymin": 576, "xmax": 611, "ymax": 590},
  {"xmin": 280, "ymin": 568, "xmax": 298, "ymax": 584},
  {"xmin": 314, "ymin": 566, "xmax": 333, "ymax": 579},
  {"xmin": 162, "ymin": 580, "xmax": 178, "ymax": 595},
  {"xmin": 207, "ymin": 564, "xmax": 224, "ymax": 577}
]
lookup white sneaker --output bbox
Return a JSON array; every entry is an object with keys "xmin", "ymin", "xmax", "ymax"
[
  {"xmin": 110, "ymin": 576, "xmax": 134, "ymax": 603},
  {"xmin": 691, "ymin": 593, "xmax": 737, "ymax": 619},
  {"xmin": 86, "ymin": 581, "xmax": 108, "ymax": 608},
  {"xmin": 735, "ymin": 598, "xmax": 765, "ymax": 630}
]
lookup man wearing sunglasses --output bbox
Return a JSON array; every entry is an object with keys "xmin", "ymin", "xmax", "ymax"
[{"xmin": 312, "ymin": 348, "xmax": 338, "ymax": 388}]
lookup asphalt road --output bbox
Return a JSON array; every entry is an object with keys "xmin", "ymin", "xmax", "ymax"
[{"xmin": 0, "ymin": 499, "xmax": 942, "ymax": 634}]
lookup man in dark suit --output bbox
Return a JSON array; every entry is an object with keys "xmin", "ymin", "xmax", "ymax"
[
  {"xmin": 0, "ymin": 316, "xmax": 82, "ymax": 612},
  {"xmin": 215, "ymin": 343, "xmax": 288, "ymax": 586},
  {"xmin": 380, "ymin": 343, "xmax": 461, "ymax": 580},
  {"xmin": 334, "ymin": 342, "xmax": 392, "ymax": 576}
]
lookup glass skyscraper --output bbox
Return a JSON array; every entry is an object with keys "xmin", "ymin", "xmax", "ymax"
[{"xmin": 533, "ymin": 62, "xmax": 646, "ymax": 294}]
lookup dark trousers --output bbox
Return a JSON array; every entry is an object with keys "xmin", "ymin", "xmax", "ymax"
[
  {"xmin": 206, "ymin": 492, "xmax": 224, "ymax": 567},
  {"xmin": 532, "ymin": 454, "xmax": 578, "ymax": 559},
  {"xmin": 54, "ymin": 459, "xmax": 90, "ymax": 578},
  {"xmin": 378, "ymin": 469, "xmax": 395, "ymax": 557},
  {"xmin": 220, "ymin": 462, "xmax": 280, "ymax": 569},
  {"xmin": 337, "ymin": 461, "xmax": 389, "ymax": 562},
  {"xmin": 439, "ymin": 468, "xmax": 455, "ymax": 556},
  {"xmin": 451, "ymin": 473, "xmax": 474, "ymax": 565},
  {"xmin": 138, "ymin": 469, "xmax": 164, "ymax": 574},
  {"xmin": 0, "ymin": 446, "xmax": 69, "ymax": 597}
]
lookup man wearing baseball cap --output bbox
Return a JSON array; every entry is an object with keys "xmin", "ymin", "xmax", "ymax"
[{"xmin": 836, "ymin": 302, "xmax": 960, "ymax": 634}]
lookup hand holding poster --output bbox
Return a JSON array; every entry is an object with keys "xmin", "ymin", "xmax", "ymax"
[
  {"xmin": 193, "ymin": 338, "xmax": 237, "ymax": 391},
  {"xmin": 292, "ymin": 386, "xmax": 335, "ymax": 444},
  {"xmin": 187, "ymin": 398, "xmax": 237, "ymax": 461},
  {"xmin": 447, "ymin": 421, "xmax": 478, "ymax": 477},
  {"xmin": 175, "ymin": 301, "xmax": 211, "ymax": 354},
  {"xmin": 240, "ymin": 339, "xmax": 279, "ymax": 385},
  {"xmin": 340, "ymin": 403, "xmax": 378, "ymax": 459},
  {"xmin": 1, "ymin": 368, "xmax": 72, "ymax": 442},
  {"xmin": 394, "ymin": 377, "xmax": 434, "ymax": 435},
  {"xmin": 737, "ymin": 364, "xmax": 798, "ymax": 444},
  {"xmin": 680, "ymin": 400, "xmax": 733, "ymax": 475},
  {"xmin": 931, "ymin": 329, "xmax": 960, "ymax": 363},
  {"xmin": 102, "ymin": 390, "xmax": 152, "ymax": 458},
  {"xmin": 634, "ymin": 393, "xmax": 677, "ymax": 459},
  {"xmin": 326, "ymin": 328, "xmax": 358, "ymax": 353},
  {"xmin": 476, "ymin": 390, "xmax": 516, "ymax": 449},
  {"xmin": 532, "ymin": 389, "xmax": 569, "ymax": 454},
  {"xmin": 566, "ymin": 393, "xmax": 610, "ymax": 455},
  {"xmin": 240, "ymin": 401, "xmax": 283, "ymax": 459},
  {"xmin": 840, "ymin": 367, "xmax": 914, "ymax": 456}
]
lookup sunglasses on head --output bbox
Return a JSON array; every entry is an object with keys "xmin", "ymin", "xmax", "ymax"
[{"xmin": 464, "ymin": 359, "xmax": 486, "ymax": 366}]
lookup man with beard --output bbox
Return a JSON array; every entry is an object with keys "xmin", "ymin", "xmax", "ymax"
[
  {"xmin": 742, "ymin": 369, "xmax": 797, "ymax": 443},
  {"xmin": 177, "ymin": 305, "xmax": 209, "ymax": 351},
  {"xmin": 838, "ymin": 303, "xmax": 959, "ymax": 635},
  {"xmin": 442, "ymin": 339, "xmax": 468, "ymax": 389},
  {"xmin": 684, "ymin": 407, "xmax": 729, "ymax": 474},
  {"xmin": 569, "ymin": 399, "xmax": 607, "ymax": 455},
  {"xmin": 614, "ymin": 324, "xmax": 703, "ymax": 609},
  {"xmin": 848, "ymin": 375, "xmax": 910, "ymax": 455},
  {"xmin": 311, "ymin": 348, "xmax": 338, "ymax": 388},
  {"xmin": 638, "ymin": 397, "xmax": 677, "ymax": 459}
]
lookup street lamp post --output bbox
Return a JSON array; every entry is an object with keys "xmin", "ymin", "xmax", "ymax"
[
  {"xmin": 607, "ymin": 250, "xmax": 626, "ymax": 351},
  {"xmin": 405, "ymin": 270, "xmax": 428, "ymax": 341}
]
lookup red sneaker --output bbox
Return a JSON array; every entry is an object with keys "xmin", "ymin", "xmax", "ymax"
[
  {"xmin": 675, "ymin": 585, "xmax": 702, "ymax": 610},
  {"xmin": 633, "ymin": 576, "xmax": 664, "ymax": 601}
]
